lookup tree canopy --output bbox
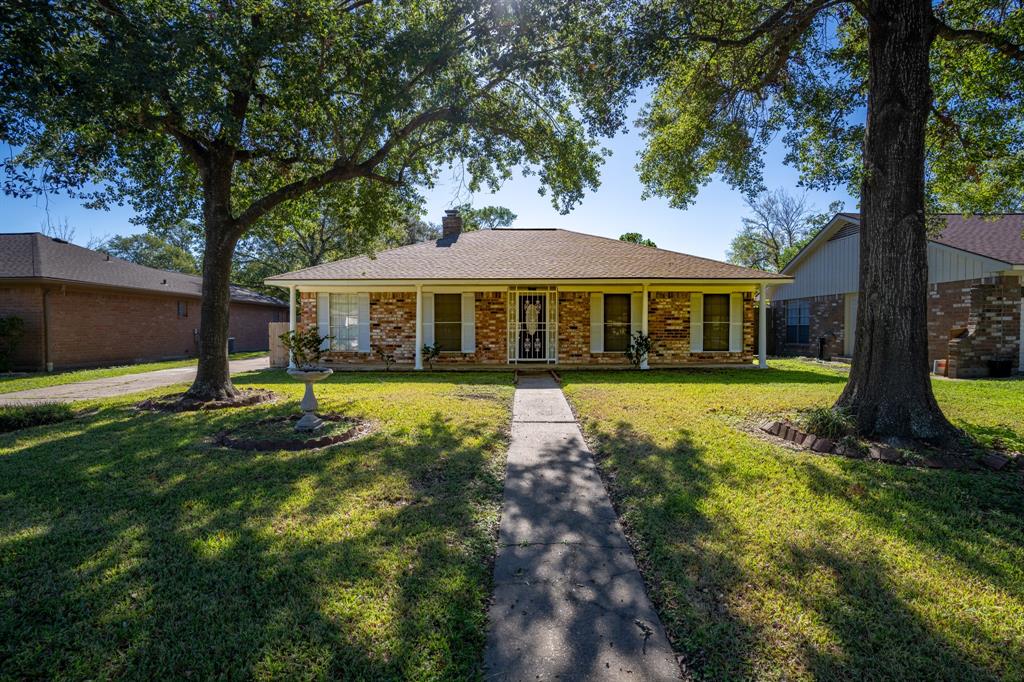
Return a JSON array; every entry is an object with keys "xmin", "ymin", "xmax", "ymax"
[
  {"xmin": 0, "ymin": 0, "xmax": 629, "ymax": 399},
  {"xmin": 619, "ymin": 232, "xmax": 657, "ymax": 247}
]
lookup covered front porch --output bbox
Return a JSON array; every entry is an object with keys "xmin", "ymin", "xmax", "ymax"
[{"xmin": 281, "ymin": 279, "xmax": 773, "ymax": 369}]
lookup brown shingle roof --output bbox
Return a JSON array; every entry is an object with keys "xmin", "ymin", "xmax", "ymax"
[
  {"xmin": 267, "ymin": 228, "xmax": 784, "ymax": 282},
  {"xmin": 931, "ymin": 214, "xmax": 1024, "ymax": 265},
  {"xmin": 0, "ymin": 233, "xmax": 285, "ymax": 306}
]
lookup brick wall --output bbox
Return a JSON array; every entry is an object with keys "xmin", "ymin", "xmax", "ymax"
[
  {"xmin": 939, "ymin": 276, "xmax": 1021, "ymax": 378},
  {"xmin": 300, "ymin": 288, "xmax": 757, "ymax": 369},
  {"xmin": 0, "ymin": 284, "xmax": 45, "ymax": 370},
  {"xmin": 1, "ymin": 284, "xmax": 283, "ymax": 371},
  {"xmin": 772, "ymin": 293, "xmax": 846, "ymax": 359}
]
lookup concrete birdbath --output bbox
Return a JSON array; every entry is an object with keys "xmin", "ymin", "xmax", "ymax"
[
  {"xmin": 286, "ymin": 367, "xmax": 333, "ymax": 431},
  {"xmin": 279, "ymin": 327, "xmax": 335, "ymax": 432}
]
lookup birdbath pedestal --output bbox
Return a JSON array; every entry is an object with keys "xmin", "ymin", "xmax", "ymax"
[{"xmin": 286, "ymin": 367, "xmax": 334, "ymax": 431}]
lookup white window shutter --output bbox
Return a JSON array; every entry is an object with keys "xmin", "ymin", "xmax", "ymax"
[
  {"xmin": 317, "ymin": 293, "xmax": 331, "ymax": 351},
  {"xmin": 690, "ymin": 293, "xmax": 703, "ymax": 352},
  {"xmin": 461, "ymin": 292, "xmax": 476, "ymax": 353},
  {"xmin": 357, "ymin": 292, "xmax": 371, "ymax": 352},
  {"xmin": 590, "ymin": 293, "xmax": 604, "ymax": 353},
  {"xmin": 729, "ymin": 293, "xmax": 743, "ymax": 352},
  {"xmin": 422, "ymin": 293, "xmax": 435, "ymax": 346},
  {"xmin": 630, "ymin": 292, "xmax": 642, "ymax": 340}
]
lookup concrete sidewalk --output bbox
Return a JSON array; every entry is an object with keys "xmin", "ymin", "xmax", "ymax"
[
  {"xmin": 0, "ymin": 356, "xmax": 270, "ymax": 405},
  {"xmin": 485, "ymin": 373, "xmax": 680, "ymax": 681}
]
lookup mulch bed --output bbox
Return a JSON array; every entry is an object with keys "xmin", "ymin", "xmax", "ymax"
[
  {"xmin": 749, "ymin": 418, "xmax": 1017, "ymax": 473},
  {"xmin": 215, "ymin": 413, "xmax": 374, "ymax": 452},
  {"xmin": 137, "ymin": 388, "xmax": 277, "ymax": 412}
]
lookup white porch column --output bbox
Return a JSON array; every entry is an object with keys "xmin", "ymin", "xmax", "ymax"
[
  {"xmin": 758, "ymin": 282, "xmax": 768, "ymax": 368},
  {"xmin": 288, "ymin": 285, "xmax": 297, "ymax": 368},
  {"xmin": 641, "ymin": 283, "xmax": 649, "ymax": 369},
  {"xmin": 415, "ymin": 284, "xmax": 423, "ymax": 370}
]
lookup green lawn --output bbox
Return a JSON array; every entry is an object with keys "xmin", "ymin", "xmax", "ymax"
[
  {"xmin": 562, "ymin": 359, "xmax": 1024, "ymax": 681},
  {"xmin": 0, "ymin": 351, "xmax": 268, "ymax": 394},
  {"xmin": 0, "ymin": 369, "xmax": 513, "ymax": 679}
]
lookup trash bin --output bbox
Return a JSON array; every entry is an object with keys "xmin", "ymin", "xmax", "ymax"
[
  {"xmin": 228, "ymin": 337, "xmax": 236, "ymax": 354},
  {"xmin": 987, "ymin": 358, "xmax": 1012, "ymax": 378}
]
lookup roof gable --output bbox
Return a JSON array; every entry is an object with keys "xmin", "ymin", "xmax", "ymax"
[{"xmin": 267, "ymin": 228, "xmax": 785, "ymax": 282}]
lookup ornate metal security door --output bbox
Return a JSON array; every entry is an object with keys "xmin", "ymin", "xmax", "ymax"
[{"xmin": 517, "ymin": 293, "xmax": 547, "ymax": 360}]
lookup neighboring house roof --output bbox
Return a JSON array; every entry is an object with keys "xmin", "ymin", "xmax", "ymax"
[
  {"xmin": 267, "ymin": 228, "xmax": 787, "ymax": 282},
  {"xmin": 0, "ymin": 232, "xmax": 286, "ymax": 306},
  {"xmin": 782, "ymin": 213, "xmax": 1024, "ymax": 274}
]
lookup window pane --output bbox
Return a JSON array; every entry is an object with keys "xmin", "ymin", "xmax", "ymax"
[
  {"xmin": 433, "ymin": 294, "xmax": 462, "ymax": 351},
  {"xmin": 603, "ymin": 294, "xmax": 631, "ymax": 353},
  {"xmin": 329, "ymin": 294, "xmax": 359, "ymax": 351},
  {"xmin": 702, "ymin": 294, "xmax": 730, "ymax": 351}
]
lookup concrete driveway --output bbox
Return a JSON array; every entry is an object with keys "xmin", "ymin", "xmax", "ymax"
[{"xmin": 0, "ymin": 356, "xmax": 271, "ymax": 405}]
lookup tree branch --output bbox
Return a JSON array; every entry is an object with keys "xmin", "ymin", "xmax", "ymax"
[{"xmin": 933, "ymin": 16, "xmax": 1024, "ymax": 61}]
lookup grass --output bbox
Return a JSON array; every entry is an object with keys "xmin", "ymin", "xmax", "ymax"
[
  {"xmin": 562, "ymin": 358, "xmax": 1024, "ymax": 681},
  {"xmin": 0, "ymin": 351, "xmax": 268, "ymax": 395},
  {"xmin": 0, "ymin": 368, "xmax": 514, "ymax": 679}
]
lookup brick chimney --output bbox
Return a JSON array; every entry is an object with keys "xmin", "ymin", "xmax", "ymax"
[{"xmin": 441, "ymin": 209, "xmax": 463, "ymax": 239}]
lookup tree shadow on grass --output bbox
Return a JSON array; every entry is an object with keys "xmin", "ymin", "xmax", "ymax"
[
  {"xmin": 0, "ymin": 399, "xmax": 508, "ymax": 679},
  {"xmin": 563, "ymin": 365, "xmax": 848, "ymax": 388},
  {"xmin": 583, "ymin": 420, "xmax": 1018, "ymax": 680}
]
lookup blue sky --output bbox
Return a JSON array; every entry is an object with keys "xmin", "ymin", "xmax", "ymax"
[{"xmin": 1, "ymin": 98, "xmax": 854, "ymax": 261}]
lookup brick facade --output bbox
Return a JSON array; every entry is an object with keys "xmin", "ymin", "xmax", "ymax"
[
  {"xmin": 302, "ymin": 289, "xmax": 756, "ymax": 369},
  {"xmin": 0, "ymin": 283, "xmax": 285, "ymax": 371},
  {"xmin": 772, "ymin": 293, "xmax": 846, "ymax": 359},
  {"xmin": 774, "ymin": 276, "xmax": 1023, "ymax": 377}
]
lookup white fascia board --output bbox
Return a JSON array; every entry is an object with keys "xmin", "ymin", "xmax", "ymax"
[{"xmin": 263, "ymin": 277, "xmax": 792, "ymax": 290}]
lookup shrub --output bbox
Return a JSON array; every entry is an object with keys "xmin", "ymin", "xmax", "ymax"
[
  {"xmin": 0, "ymin": 316, "xmax": 25, "ymax": 372},
  {"xmin": 421, "ymin": 344, "xmax": 441, "ymax": 370},
  {"xmin": 279, "ymin": 328, "xmax": 330, "ymax": 369},
  {"xmin": 374, "ymin": 345, "xmax": 396, "ymax": 370},
  {"xmin": 802, "ymin": 406, "xmax": 856, "ymax": 440},
  {"xmin": 624, "ymin": 332, "xmax": 654, "ymax": 369},
  {"xmin": 0, "ymin": 403, "xmax": 75, "ymax": 433}
]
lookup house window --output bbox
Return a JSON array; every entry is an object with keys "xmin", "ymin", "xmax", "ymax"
[
  {"xmin": 703, "ymin": 294, "xmax": 730, "ymax": 351},
  {"xmin": 177, "ymin": 301, "xmax": 188, "ymax": 318},
  {"xmin": 329, "ymin": 294, "xmax": 359, "ymax": 351},
  {"xmin": 604, "ymin": 294, "xmax": 631, "ymax": 353},
  {"xmin": 434, "ymin": 293, "xmax": 462, "ymax": 351},
  {"xmin": 786, "ymin": 301, "xmax": 810, "ymax": 344}
]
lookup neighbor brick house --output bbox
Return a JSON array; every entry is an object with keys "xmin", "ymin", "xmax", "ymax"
[
  {"xmin": 769, "ymin": 213, "xmax": 1024, "ymax": 377},
  {"xmin": 0, "ymin": 232, "xmax": 287, "ymax": 371},
  {"xmin": 266, "ymin": 211, "xmax": 788, "ymax": 369}
]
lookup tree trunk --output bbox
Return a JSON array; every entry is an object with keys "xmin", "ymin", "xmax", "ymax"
[
  {"xmin": 836, "ymin": 0, "xmax": 959, "ymax": 443},
  {"xmin": 185, "ymin": 162, "xmax": 242, "ymax": 402}
]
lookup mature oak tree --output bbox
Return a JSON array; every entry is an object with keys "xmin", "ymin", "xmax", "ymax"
[
  {"xmin": 1, "ymin": 0, "xmax": 625, "ymax": 400},
  {"xmin": 628, "ymin": 0, "xmax": 1024, "ymax": 441}
]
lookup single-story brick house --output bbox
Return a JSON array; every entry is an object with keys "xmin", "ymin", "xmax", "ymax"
[
  {"xmin": 0, "ymin": 232, "xmax": 287, "ymax": 371},
  {"xmin": 265, "ymin": 211, "xmax": 789, "ymax": 369},
  {"xmin": 769, "ymin": 213, "xmax": 1024, "ymax": 377}
]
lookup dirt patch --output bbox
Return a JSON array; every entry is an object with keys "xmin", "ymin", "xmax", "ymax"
[
  {"xmin": 215, "ymin": 413, "xmax": 374, "ymax": 451},
  {"xmin": 137, "ymin": 388, "xmax": 277, "ymax": 412}
]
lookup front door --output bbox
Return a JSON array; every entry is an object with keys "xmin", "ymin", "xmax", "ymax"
[{"xmin": 518, "ymin": 293, "xmax": 547, "ymax": 360}]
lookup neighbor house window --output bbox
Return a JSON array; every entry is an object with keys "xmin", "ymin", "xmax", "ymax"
[
  {"xmin": 786, "ymin": 301, "xmax": 810, "ymax": 344},
  {"xmin": 604, "ymin": 294, "xmax": 631, "ymax": 353},
  {"xmin": 329, "ymin": 294, "xmax": 359, "ymax": 351},
  {"xmin": 434, "ymin": 293, "xmax": 462, "ymax": 351},
  {"xmin": 177, "ymin": 301, "xmax": 188, "ymax": 318},
  {"xmin": 703, "ymin": 294, "xmax": 730, "ymax": 351}
]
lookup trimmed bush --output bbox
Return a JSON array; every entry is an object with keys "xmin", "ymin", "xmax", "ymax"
[{"xmin": 0, "ymin": 403, "xmax": 75, "ymax": 433}]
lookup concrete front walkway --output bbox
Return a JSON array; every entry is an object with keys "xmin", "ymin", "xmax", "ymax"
[
  {"xmin": 485, "ymin": 374, "xmax": 680, "ymax": 681},
  {"xmin": 0, "ymin": 356, "xmax": 270, "ymax": 405}
]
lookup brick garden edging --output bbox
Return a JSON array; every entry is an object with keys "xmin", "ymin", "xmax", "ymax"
[
  {"xmin": 757, "ymin": 419, "xmax": 1013, "ymax": 472},
  {"xmin": 216, "ymin": 413, "xmax": 374, "ymax": 452}
]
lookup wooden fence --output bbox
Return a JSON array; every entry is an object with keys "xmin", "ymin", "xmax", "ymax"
[{"xmin": 268, "ymin": 322, "xmax": 290, "ymax": 368}]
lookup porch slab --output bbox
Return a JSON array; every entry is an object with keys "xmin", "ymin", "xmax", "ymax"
[{"xmin": 485, "ymin": 374, "xmax": 680, "ymax": 681}]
